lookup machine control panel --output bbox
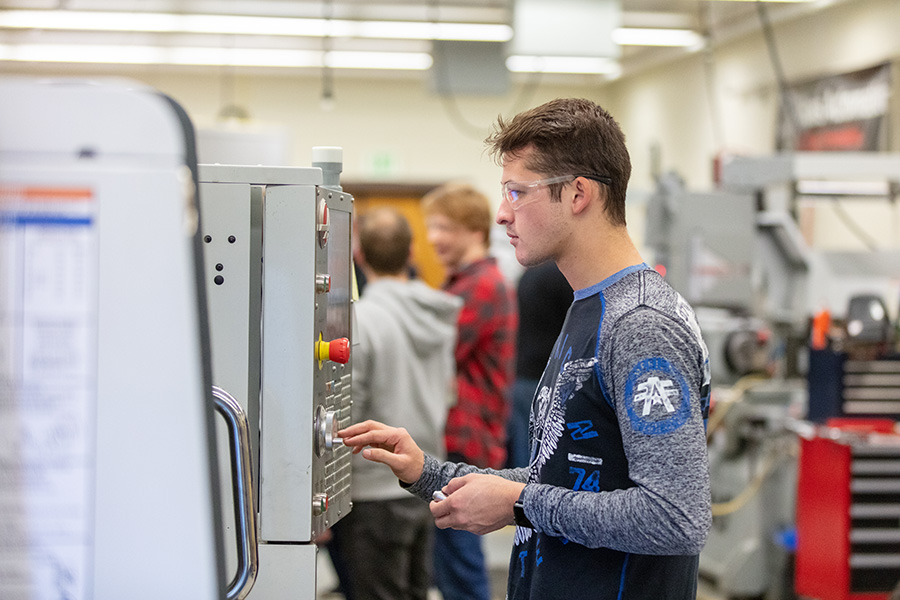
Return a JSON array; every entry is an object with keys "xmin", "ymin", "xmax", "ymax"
[{"xmin": 198, "ymin": 163, "xmax": 355, "ymax": 591}]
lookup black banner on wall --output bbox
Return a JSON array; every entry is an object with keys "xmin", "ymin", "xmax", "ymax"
[{"xmin": 776, "ymin": 63, "xmax": 891, "ymax": 151}]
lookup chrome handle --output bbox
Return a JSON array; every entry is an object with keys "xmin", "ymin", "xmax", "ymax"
[{"xmin": 212, "ymin": 386, "xmax": 259, "ymax": 600}]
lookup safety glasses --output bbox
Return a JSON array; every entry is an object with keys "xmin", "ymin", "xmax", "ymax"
[{"xmin": 502, "ymin": 174, "xmax": 612, "ymax": 210}]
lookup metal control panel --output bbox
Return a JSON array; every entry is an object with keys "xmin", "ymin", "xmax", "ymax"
[{"xmin": 198, "ymin": 162, "xmax": 353, "ymax": 599}]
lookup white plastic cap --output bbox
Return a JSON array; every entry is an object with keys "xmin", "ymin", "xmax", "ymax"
[{"xmin": 312, "ymin": 146, "xmax": 343, "ymax": 164}]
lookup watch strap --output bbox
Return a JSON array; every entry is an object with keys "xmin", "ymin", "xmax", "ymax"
[{"xmin": 513, "ymin": 487, "xmax": 533, "ymax": 529}]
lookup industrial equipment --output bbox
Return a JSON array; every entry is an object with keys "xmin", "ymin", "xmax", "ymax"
[
  {"xmin": 702, "ymin": 379, "xmax": 806, "ymax": 599},
  {"xmin": 646, "ymin": 153, "xmax": 900, "ymax": 599},
  {"xmin": 198, "ymin": 155, "xmax": 354, "ymax": 599},
  {"xmin": 0, "ymin": 78, "xmax": 224, "ymax": 599}
]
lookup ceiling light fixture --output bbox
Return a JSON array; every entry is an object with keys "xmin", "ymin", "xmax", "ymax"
[
  {"xmin": 0, "ymin": 10, "xmax": 513, "ymax": 42},
  {"xmin": 0, "ymin": 43, "xmax": 434, "ymax": 70},
  {"xmin": 0, "ymin": 41, "xmax": 621, "ymax": 75},
  {"xmin": 611, "ymin": 27, "xmax": 704, "ymax": 48},
  {"xmin": 506, "ymin": 55, "xmax": 621, "ymax": 75},
  {"xmin": 0, "ymin": 10, "xmax": 705, "ymax": 48}
]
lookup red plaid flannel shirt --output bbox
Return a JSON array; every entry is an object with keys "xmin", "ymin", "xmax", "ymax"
[{"xmin": 443, "ymin": 257, "xmax": 517, "ymax": 469}]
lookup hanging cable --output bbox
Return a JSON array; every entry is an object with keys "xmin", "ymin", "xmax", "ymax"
[
  {"xmin": 321, "ymin": 0, "xmax": 335, "ymax": 110},
  {"xmin": 698, "ymin": 2, "xmax": 725, "ymax": 154},
  {"xmin": 711, "ymin": 444, "xmax": 796, "ymax": 517},
  {"xmin": 706, "ymin": 374, "xmax": 767, "ymax": 441},
  {"xmin": 756, "ymin": 1, "xmax": 801, "ymax": 148},
  {"xmin": 428, "ymin": 0, "xmax": 546, "ymax": 142},
  {"xmin": 436, "ymin": 71, "xmax": 544, "ymax": 142},
  {"xmin": 217, "ymin": 38, "xmax": 250, "ymax": 121}
]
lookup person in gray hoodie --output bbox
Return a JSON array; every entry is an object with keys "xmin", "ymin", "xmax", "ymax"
[{"xmin": 329, "ymin": 207, "xmax": 462, "ymax": 600}]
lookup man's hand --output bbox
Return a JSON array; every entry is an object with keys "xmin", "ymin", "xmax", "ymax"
[
  {"xmin": 430, "ymin": 474, "xmax": 526, "ymax": 536},
  {"xmin": 338, "ymin": 420, "xmax": 425, "ymax": 484}
]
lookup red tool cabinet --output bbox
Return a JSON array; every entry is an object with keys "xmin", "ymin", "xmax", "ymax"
[{"xmin": 796, "ymin": 420, "xmax": 900, "ymax": 600}]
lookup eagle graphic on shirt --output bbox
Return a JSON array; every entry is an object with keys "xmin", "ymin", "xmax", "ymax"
[{"xmin": 516, "ymin": 357, "xmax": 597, "ymax": 547}]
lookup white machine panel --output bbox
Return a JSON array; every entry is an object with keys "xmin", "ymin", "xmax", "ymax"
[
  {"xmin": 0, "ymin": 78, "xmax": 223, "ymax": 599},
  {"xmin": 197, "ymin": 179, "xmax": 261, "ymax": 582}
]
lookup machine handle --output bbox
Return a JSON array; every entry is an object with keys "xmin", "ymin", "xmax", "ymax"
[{"xmin": 212, "ymin": 386, "xmax": 259, "ymax": 600}]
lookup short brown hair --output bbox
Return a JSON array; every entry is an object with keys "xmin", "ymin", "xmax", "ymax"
[
  {"xmin": 358, "ymin": 208, "xmax": 412, "ymax": 275},
  {"xmin": 421, "ymin": 183, "xmax": 492, "ymax": 249},
  {"xmin": 484, "ymin": 98, "xmax": 631, "ymax": 226}
]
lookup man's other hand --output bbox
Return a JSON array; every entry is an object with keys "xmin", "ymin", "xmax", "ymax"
[{"xmin": 431, "ymin": 474, "xmax": 525, "ymax": 535}]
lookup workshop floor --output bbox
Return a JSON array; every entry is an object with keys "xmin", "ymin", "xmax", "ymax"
[{"xmin": 316, "ymin": 526, "xmax": 514, "ymax": 600}]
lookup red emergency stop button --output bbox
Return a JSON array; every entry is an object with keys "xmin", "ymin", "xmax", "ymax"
[{"xmin": 317, "ymin": 336, "xmax": 350, "ymax": 366}]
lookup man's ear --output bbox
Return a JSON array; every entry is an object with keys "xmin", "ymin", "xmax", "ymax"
[{"xmin": 570, "ymin": 176, "xmax": 599, "ymax": 215}]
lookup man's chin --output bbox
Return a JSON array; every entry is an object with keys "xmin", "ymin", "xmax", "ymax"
[{"xmin": 515, "ymin": 249, "xmax": 541, "ymax": 268}]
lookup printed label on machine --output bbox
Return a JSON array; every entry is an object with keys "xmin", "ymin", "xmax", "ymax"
[{"xmin": 0, "ymin": 185, "xmax": 98, "ymax": 600}]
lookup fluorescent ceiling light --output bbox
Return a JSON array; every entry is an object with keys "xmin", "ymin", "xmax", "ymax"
[
  {"xmin": 324, "ymin": 50, "xmax": 432, "ymax": 70},
  {"xmin": 706, "ymin": 0, "xmax": 816, "ymax": 2},
  {"xmin": 352, "ymin": 21, "xmax": 510, "ymax": 41},
  {"xmin": 612, "ymin": 28, "xmax": 704, "ymax": 48},
  {"xmin": 506, "ymin": 55, "xmax": 621, "ymax": 75},
  {"xmin": 0, "ymin": 10, "xmax": 513, "ymax": 42},
  {"xmin": 0, "ymin": 43, "xmax": 433, "ymax": 70}
]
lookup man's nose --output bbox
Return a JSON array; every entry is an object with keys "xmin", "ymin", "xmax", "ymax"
[{"xmin": 495, "ymin": 198, "xmax": 513, "ymax": 225}]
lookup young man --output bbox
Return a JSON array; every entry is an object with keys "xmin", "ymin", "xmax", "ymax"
[
  {"xmin": 421, "ymin": 183, "xmax": 518, "ymax": 600},
  {"xmin": 332, "ymin": 208, "xmax": 461, "ymax": 600},
  {"xmin": 340, "ymin": 98, "xmax": 711, "ymax": 600}
]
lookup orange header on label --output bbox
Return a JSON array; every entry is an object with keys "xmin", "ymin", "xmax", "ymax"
[{"xmin": 0, "ymin": 186, "xmax": 93, "ymax": 201}]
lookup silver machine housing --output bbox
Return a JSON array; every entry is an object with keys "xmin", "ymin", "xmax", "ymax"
[{"xmin": 198, "ymin": 160, "xmax": 354, "ymax": 599}]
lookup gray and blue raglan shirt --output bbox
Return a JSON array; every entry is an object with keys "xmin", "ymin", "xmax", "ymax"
[{"xmin": 408, "ymin": 264, "xmax": 712, "ymax": 600}]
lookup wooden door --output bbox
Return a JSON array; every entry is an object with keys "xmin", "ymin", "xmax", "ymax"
[{"xmin": 346, "ymin": 182, "xmax": 446, "ymax": 289}]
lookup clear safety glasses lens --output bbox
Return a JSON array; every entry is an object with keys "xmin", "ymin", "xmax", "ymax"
[
  {"xmin": 502, "ymin": 175, "xmax": 575, "ymax": 211},
  {"xmin": 502, "ymin": 174, "xmax": 613, "ymax": 210}
]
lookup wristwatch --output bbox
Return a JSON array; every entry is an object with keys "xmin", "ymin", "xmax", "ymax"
[{"xmin": 513, "ymin": 487, "xmax": 533, "ymax": 529}]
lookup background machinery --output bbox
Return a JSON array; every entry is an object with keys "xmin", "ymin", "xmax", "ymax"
[{"xmin": 646, "ymin": 153, "xmax": 900, "ymax": 599}]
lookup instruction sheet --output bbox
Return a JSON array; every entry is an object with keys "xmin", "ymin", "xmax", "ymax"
[{"xmin": 0, "ymin": 184, "xmax": 98, "ymax": 600}]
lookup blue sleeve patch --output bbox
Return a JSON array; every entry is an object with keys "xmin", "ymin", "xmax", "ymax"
[{"xmin": 624, "ymin": 357, "xmax": 691, "ymax": 435}]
